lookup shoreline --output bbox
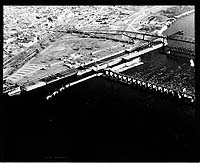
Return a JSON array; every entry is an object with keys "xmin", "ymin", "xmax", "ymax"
[
  {"xmin": 159, "ymin": 9, "xmax": 195, "ymax": 36},
  {"xmin": 117, "ymin": 8, "xmax": 195, "ymax": 72},
  {"xmin": 174, "ymin": 9, "xmax": 195, "ymax": 19}
]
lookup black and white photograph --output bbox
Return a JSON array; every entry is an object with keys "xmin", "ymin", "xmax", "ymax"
[{"xmin": 2, "ymin": 5, "xmax": 197, "ymax": 161}]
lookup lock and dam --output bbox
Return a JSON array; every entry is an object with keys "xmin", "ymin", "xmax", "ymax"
[
  {"xmin": 4, "ymin": 27, "xmax": 195, "ymax": 104},
  {"xmin": 3, "ymin": 7, "xmax": 196, "ymax": 161}
]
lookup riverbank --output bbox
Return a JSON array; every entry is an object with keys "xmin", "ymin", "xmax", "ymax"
[
  {"xmin": 159, "ymin": 9, "xmax": 195, "ymax": 36},
  {"xmin": 175, "ymin": 9, "xmax": 195, "ymax": 19},
  {"xmin": 158, "ymin": 25, "xmax": 168, "ymax": 35}
]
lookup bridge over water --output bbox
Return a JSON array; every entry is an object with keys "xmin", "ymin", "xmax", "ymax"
[
  {"xmin": 80, "ymin": 29, "xmax": 194, "ymax": 44},
  {"xmin": 78, "ymin": 30, "xmax": 195, "ymax": 58},
  {"xmin": 167, "ymin": 34, "xmax": 195, "ymax": 44},
  {"xmin": 80, "ymin": 29, "xmax": 168, "ymax": 45},
  {"xmin": 55, "ymin": 29, "xmax": 195, "ymax": 54}
]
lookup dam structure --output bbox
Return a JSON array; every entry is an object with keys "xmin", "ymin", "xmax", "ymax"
[
  {"xmin": 102, "ymin": 69, "xmax": 195, "ymax": 104},
  {"xmin": 3, "ymin": 29, "xmax": 195, "ymax": 104},
  {"xmin": 4, "ymin": 30, "xmax": 168, "ymax": 96}
]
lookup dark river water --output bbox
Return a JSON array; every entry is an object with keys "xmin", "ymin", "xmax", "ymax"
[{"xmin": 4, "ymin": 13, "xmax": 196, "ymax": 161}]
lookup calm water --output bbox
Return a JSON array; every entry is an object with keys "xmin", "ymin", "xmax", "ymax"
[
  {"xmin": 4, "ymin": 13, "xmax": 196, "ymax": 161},
  {"xmin": 163, "ymin": 12, "xmax": 195, "ymax": 49},
  {"xmin": 163, "ymin": 12, "xmax": 194, "ymax": 37}
]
